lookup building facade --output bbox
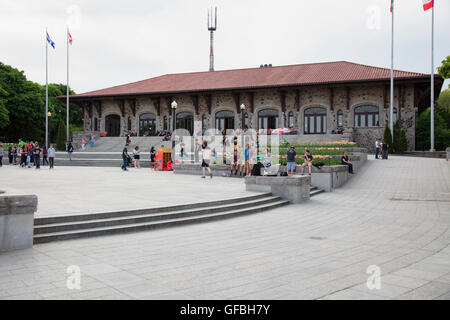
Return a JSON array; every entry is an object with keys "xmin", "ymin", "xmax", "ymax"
[{"xmin": 66, "ymin": 61, "xmax": 443, "ymax": 152}]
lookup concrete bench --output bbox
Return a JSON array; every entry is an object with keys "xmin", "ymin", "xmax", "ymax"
[
  {"xmin": 245, "ymin": 175, "xmax": 311, "ymax": 203},
  {"xmin": 447, "ymin": 147, "xmax": 450, "ymax": 161},
  {"xmin": 0, "ymin": 192, "xmax": 38, "ymax": 251}
]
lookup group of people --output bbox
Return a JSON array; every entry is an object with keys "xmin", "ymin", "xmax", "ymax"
[
  {"xmin": 0, "ymin": 139, "xmax": 56, "ymax": 169},
  {"xmin": 80, "ymin": 134, "xmax": 95, "ymax": 151},
  {"xmin": 121, "ymin": 145, "xmax": 159, "ymax": 171},
  {"xmin": 375, "ymin": 138, "xmax": 389, "ymax": 160}
]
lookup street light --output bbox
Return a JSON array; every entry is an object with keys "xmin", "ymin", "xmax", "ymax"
[
  {"xmin": 171, "ymin": 101, "xmax": 177, "ymax": 161},
  {"xmin": 240, "ymin": 104, "xmax": 245, "ymax": 151}
]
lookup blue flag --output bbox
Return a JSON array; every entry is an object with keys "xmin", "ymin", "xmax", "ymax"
[{"xmin": 46, "ymin": 32, "xmax": 55, "ymax": 49}]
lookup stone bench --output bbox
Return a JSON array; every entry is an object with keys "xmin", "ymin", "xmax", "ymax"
[
  {"xmin": 245, "ymin": 175, "xmax": 311, "ymax": 203},
  {"xmin": 0, "ymin": 192, "xmax": 38, "ymax": 251}
]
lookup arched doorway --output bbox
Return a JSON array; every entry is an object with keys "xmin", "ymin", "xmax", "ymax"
[
  {"xmin": 176, "ymin": 112, "xmax": 194, "ymax": 135},
  {"xmin": 304, "ymin": 107, "xmax": 327, "ymax": 134},
  {"xmin": 105, "ymin": 114, "xmax": 121, "ymax": 137},
  {"xmin": 258, "ymin": 109, "xmax": 279, "ymax": 130},
  {"xmin": 139, "ymin": 113, "xmax": 156, "ymax": 136},
  {"xmin": 215, "ymin": 110, "xmax": 235, "ymax": 132}
]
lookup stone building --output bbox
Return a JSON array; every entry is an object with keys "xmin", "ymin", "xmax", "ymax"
[{"xmin": 66, "ymin": 61, "xmax": 443, "ymax": 152}]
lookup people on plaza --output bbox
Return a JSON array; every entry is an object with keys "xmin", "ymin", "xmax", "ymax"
[
  {"xmin": 300, "ymin": 149, "xmax": 313, "ymax": 175},
  {"xmin": 381, "ymin": 139, "xmax": 389, "ymax": 160},
  {"xmin": 34, "ymin": 144, "xmax": 41, "ymax": 169},
  {"xmin": 180, "ymin": 141, "xmax": 185, "ymax": 159},
  {"xmin": 243, "ymin": 144, "xmax": 251, "ymax": 177},
  {"xmin": 8, "ymin": 146, "xmax": 13, "ymax": 165},
  {"xmin": 286, "ymin": 145, "xmax": 297, "ymax": 175},
  {"xmin": 48, "ymin": 144, "xmax": 55, "ymax": 169},
  {"xmin": 150, "ymin": 146, "xmax": 156, "ymax": 169},
  {"xmin": 341, "ymin": 151, "xmax": 354, "ymax": 174},
  {"xmin": 81, "ymin": 138, "xmax": 86, "ymax": 151},
  {"xmin": 201, "ymin": 141, "xmax": 212, "ymax": 179},
  {"xmin": 375, "ymin": 138, "xmax": 381, "ymax": 159},
  {"xmin": 26, "ymin": 143, "xmax": 32, "ymax": 168},
  {"xmin": 42, "ymin": 146, "xmax": 49, "ymax": 166},
  {"xmin": 122, "ymin": 143, "xmax": 130, "ymax": 171},
  {"xmin": 89, "ymin": 134, "xmax": 95, "ymax": 147},
  {"xmin": 67, "ymin": 141, "xmax": 74, "ymax": 160},
  {"xmin": 231, "ymin": 145, "xmax": 240, "ymax": 176},
  {"xmin": 133, "ymin": 146, "xmax": 141, "ymax": 168},
  {"xmin": 20, "ymin": 146, "xmax": 26, "ymax": 167}
]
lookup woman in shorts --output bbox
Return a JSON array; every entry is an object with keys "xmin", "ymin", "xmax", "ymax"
[{"xmin": 133, "ymin": 146, "xmax": 141, "ymax": 168}]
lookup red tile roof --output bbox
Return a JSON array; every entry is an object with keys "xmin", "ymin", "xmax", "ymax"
[{"xmin": 71, "ymin": 61, "xmax": 430, "ymax": 99}]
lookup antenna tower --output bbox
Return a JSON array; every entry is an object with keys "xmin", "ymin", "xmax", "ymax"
[{"xmin": 207, "ymin": 7, "xmax": 217, "ymax": 72}]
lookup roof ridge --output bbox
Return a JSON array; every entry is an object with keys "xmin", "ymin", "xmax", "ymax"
[{"xmin": 344, "ymin": 61, "xmax": 427, "ymax": 76}]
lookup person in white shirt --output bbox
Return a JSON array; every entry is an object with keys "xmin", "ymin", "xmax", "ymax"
[
  {"xmin": 48, "ymin": 144, "xmax": 56, "ymax": 169},
  {"xmin": 133, "ymin": 146, "xmax": 141, "ymax": 168},
  {"xmin": 375, "ymin": 139, "xmax": 380, "ymax": 159},
  {"xmin": 201, "ymin": 141, "xmax": 212, "ymax": 179}
]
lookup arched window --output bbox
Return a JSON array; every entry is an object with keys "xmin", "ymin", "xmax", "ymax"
[
  {"xmin": 288, "ymin": 112, "xmax": 294, "ymax": 128},
  {"xmin": 215, "ymin": 110, "xmax": 235, "ymax": 131},
  {"xmin": 139, "ymin": 113, "xmax": 156, "ymax": 136},
  {"xmin": 337, "ymin": 110, "xmax": 343, "ymax": 127},
  {"xmin": 304, "ymin": 107, "xmax": 327, "ymax": 134},
  {"xmin": 258, "ymin": 109, "xmax": 279, "ymax": 130},
  {"xmin": 354, "ymin": 106, "xmax": 379, "ymax": 127},
  {"xmin": 202, "ymin": 115, "xmax": 207, "ymax": 135},
  {"xmin": 163, "ymin": 116, "xmax": 168, "ymax": 131}
]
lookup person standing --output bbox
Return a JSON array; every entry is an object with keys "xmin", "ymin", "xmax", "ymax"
[
  {"xmin": 300, "ymin": 149, "xmax": 313, "ymax": 175},
  {"xmin": 20, "ymin": 147, "xmax": 26, "ymax": 167},
  {"xmin": 8, "ymin": 146, "xmax": 13, "ymax": 165},
  {"xmin": 382, "ymin": 139, "xmax": 389, "ymax": 160},
  {"xmin": 67, "ymin": 142, "xmax": 74, "ymax": 160},
  {"xmin": 48, "ymin": 144, "xmax": 55, "ymax": 169},
  {"xmin": 341, "ymin": 151, "xmax": 354, "ymax": 174},
  {"xmin": 12, "ymin": 146, "xmax": 17, "ymax": 165},
  {"xmin": 201, "ymin": 141, "xmax": 212, "ymax": 179},
  {"xmin": 286, "ymin": 146, "xmax": 297, "ymax": 175},
  {"xmin": 81, "ymin": 138, "xmax": 86, "ymax": 151},
  {"xmin": 375, "ymin": 139, "xmax": 380, "ymax": 159},
  {"xmin": 133, "ymin": 146, "xmax": 141, "ymax": 168},
  {"xmin": 122, "ymin": 143, "xmax": 129, "ymax": 171},
  {"xmin": 26, "ymin": 144, "xmax": 32, "ymax": 168},
  {"xmin": 34, "ymin": 144, "xmax": 41, "ymax": 169},
  {"xmin": 150, "ymin": 146, "xmax": 156, "ymax": 169},
  {"xmin": 42, "ymin": 146, "xmax": 49, "ymax": 166},
  {"xmin": 89, "ymin": 134, "xmax": 95, "ymax": 148},
  {"xmin": 243, "ymin": 144, "xmax": 251, "ymax": 177}
]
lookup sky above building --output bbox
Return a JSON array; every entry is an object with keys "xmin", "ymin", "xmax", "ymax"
[{"xmin": 1, "ymin": 0, "xmax": 449, "ymax": 94}]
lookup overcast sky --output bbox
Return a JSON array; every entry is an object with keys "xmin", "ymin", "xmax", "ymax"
[{"xmin": 1, "ymin": 0, "xmax": 449, "ymax": 94}]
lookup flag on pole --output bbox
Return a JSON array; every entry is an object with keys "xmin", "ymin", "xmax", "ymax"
[
  {"xmin": 46, "ymin": 32, "xmax": 55, "ymax": 49},
  {"xmin": 68, "ymin": 31, "xmax": 73, "ymax": 45},
  {"xmin": 390, "ymin": 0, "xmax": 393, "ymax": 13},
  {"xmin": 423, "ymin": 0, "xmax": 434, "ymax": 11}
]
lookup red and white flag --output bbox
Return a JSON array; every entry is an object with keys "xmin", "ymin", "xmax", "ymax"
[
  {"xmin": 68, "ymin": 31, "xmax": 73, "ymax": 45},
  {"xmin": 423, "ymin": 0, "xmax": 434, "ymax": 11},
  {"xmin": 390, "ymin": 0, "xmax": 393, "ymax": 12}
]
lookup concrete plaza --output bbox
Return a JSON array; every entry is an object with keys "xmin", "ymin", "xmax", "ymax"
[{"xmin": 0, "ymin": 156, "xmax": 449, "ymax": 300}]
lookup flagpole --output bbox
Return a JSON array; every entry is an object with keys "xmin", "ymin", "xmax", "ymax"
[
  {"xmin": 66, "ymin": 27, "xmax": 70, "ymax": 143},
  {"xmin": 430, "ymin": 3, "xmax": 435, "ymax": 152},
  {"xmin": 45, "ymin": 28, "xmax": 49, "ymax": 149},
  {"xmin": 390, "ymin": 1, "xmax": 394, "ymax": 137}
]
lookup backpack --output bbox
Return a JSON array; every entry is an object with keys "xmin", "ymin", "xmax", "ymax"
[
  {"xmin": 313, "ymin": 162, "xmax": 324, "ymax": 169},
  {"xmin": 251, "ymin": 162, "xmax": 263, "ymax": 176}
]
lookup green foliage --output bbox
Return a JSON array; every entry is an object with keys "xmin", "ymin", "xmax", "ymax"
[
  {"xmin": 416, "ymin": 107, "xmax": 450, "ymax": 151},
  {"xmin": 398, "ymin": 129, "xmax": 408, "ymax": 153},
  {"xmin": 383, "ymin": 122, "xmax": 393, "ymax": 153},
  {"xmin": 56, "ymin": 119, "xmax": 67, "ymax": 151},
  {"xmin": 0, "ymin": 84, "xmax": 9, "ymax": 129},
  {"xmin": 0, "ymin": 61, "xmax": 81, "ymax": 143},
  {"xmin": 437, "ymin": 89, "xmax": 450, "ymax": 128},
  {"xmin": 438, "ymin": 56, "xmax": 450, "ymax": 80},
  {"xmin": 392, "ymin": 120, "xmax": 408, "ymax": 153}
]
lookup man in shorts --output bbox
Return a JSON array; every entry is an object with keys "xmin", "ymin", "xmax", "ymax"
[
  {"xmin": 201, "ymin": 141, "xmax": 212, "ymax": 179},
  {"xmin": 286, "ymin": 146, "xmax": 297, "ymax": 175}
]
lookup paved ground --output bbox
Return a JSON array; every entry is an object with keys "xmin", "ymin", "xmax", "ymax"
[
  {"xmin": 0, "ymin": 156, "xmax": 449, "ymax": 300},
  {"xmin": 0, "ymin": 165, "xmax": 257, "ymax": 217}
]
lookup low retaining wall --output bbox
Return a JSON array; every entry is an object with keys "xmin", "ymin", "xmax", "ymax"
[
  {"xmin": 0, "ymin": 192, "xmax": 38, "ymax": 251},
  {"xmin": 245, "ymin": 176, "xmax": 311, "ymax": 203}
]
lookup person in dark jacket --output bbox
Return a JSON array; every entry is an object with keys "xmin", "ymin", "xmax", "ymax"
[
  {"xmin": 67, "ymin": 142, "xmax": 74, "ymax": 160},
  {"xmin": 341, "ymin": 151, "xmax": 354, "ymax": 174}
]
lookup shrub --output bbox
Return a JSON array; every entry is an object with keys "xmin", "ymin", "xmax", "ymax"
[
  {"xmin": 416, "ymin": 107, "xmax": 450, "ymax": 151},
  {"xmin": 384, "ymin": 122, "xmax": 393, "ymax": 153},
  {"xmin": 56, "ymin": 119, "xmax": 66, "ymax": 151}
]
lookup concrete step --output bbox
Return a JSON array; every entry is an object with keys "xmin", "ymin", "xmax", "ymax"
[
  {"xmin": 34, "ymin": 195, "xmax": 282, "ymax": 234},
  {"xmin": 310, "ymin": 189, "xmax": 325, "ymax": 197},
  {"xmin": 33, "ymin": 198, "xmax": 290, "ymax": 244}
]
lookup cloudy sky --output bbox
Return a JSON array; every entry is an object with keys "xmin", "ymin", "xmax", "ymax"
[{"xmin": 1, "ymin": 0, "xmax": 449, "ymax": 94}]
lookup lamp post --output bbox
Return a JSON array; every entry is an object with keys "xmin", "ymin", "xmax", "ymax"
[
  {"xmin": 171, "ymin": 100, "xmax": 177, "ymax": 161},
  {"xmin": 240, "ymin": 104, "xmax": 245, "ymax": 151},
  {"xmin": 47, "ymin": 112, "xmax": 52, "ymax": 147}
]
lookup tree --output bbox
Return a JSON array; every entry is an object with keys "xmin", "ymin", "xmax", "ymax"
[
  {"xmin": 436, "ymin": 89, "xmax": 450, "ymax": 129},
  {"xmin": 56, "ymin": 119, "xmax": 67, "ymax": 151},
  {"xmin": 437, "ymin": 56, "xmax": 450, "ymax": 80},
  {"xmin": 392, "ymin": 120, "xmax": 401, "ymax": 153},
  {"xmin": 416, "ymin": 107, "xmax": 450, "ymax": 151},
  {"xmin": 383, "ymin": 122, "xmax": 393, "ymax": 153},
  {"xmin": 0, "ymin": 84, "xmax": 9, "ymax": 130}
]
